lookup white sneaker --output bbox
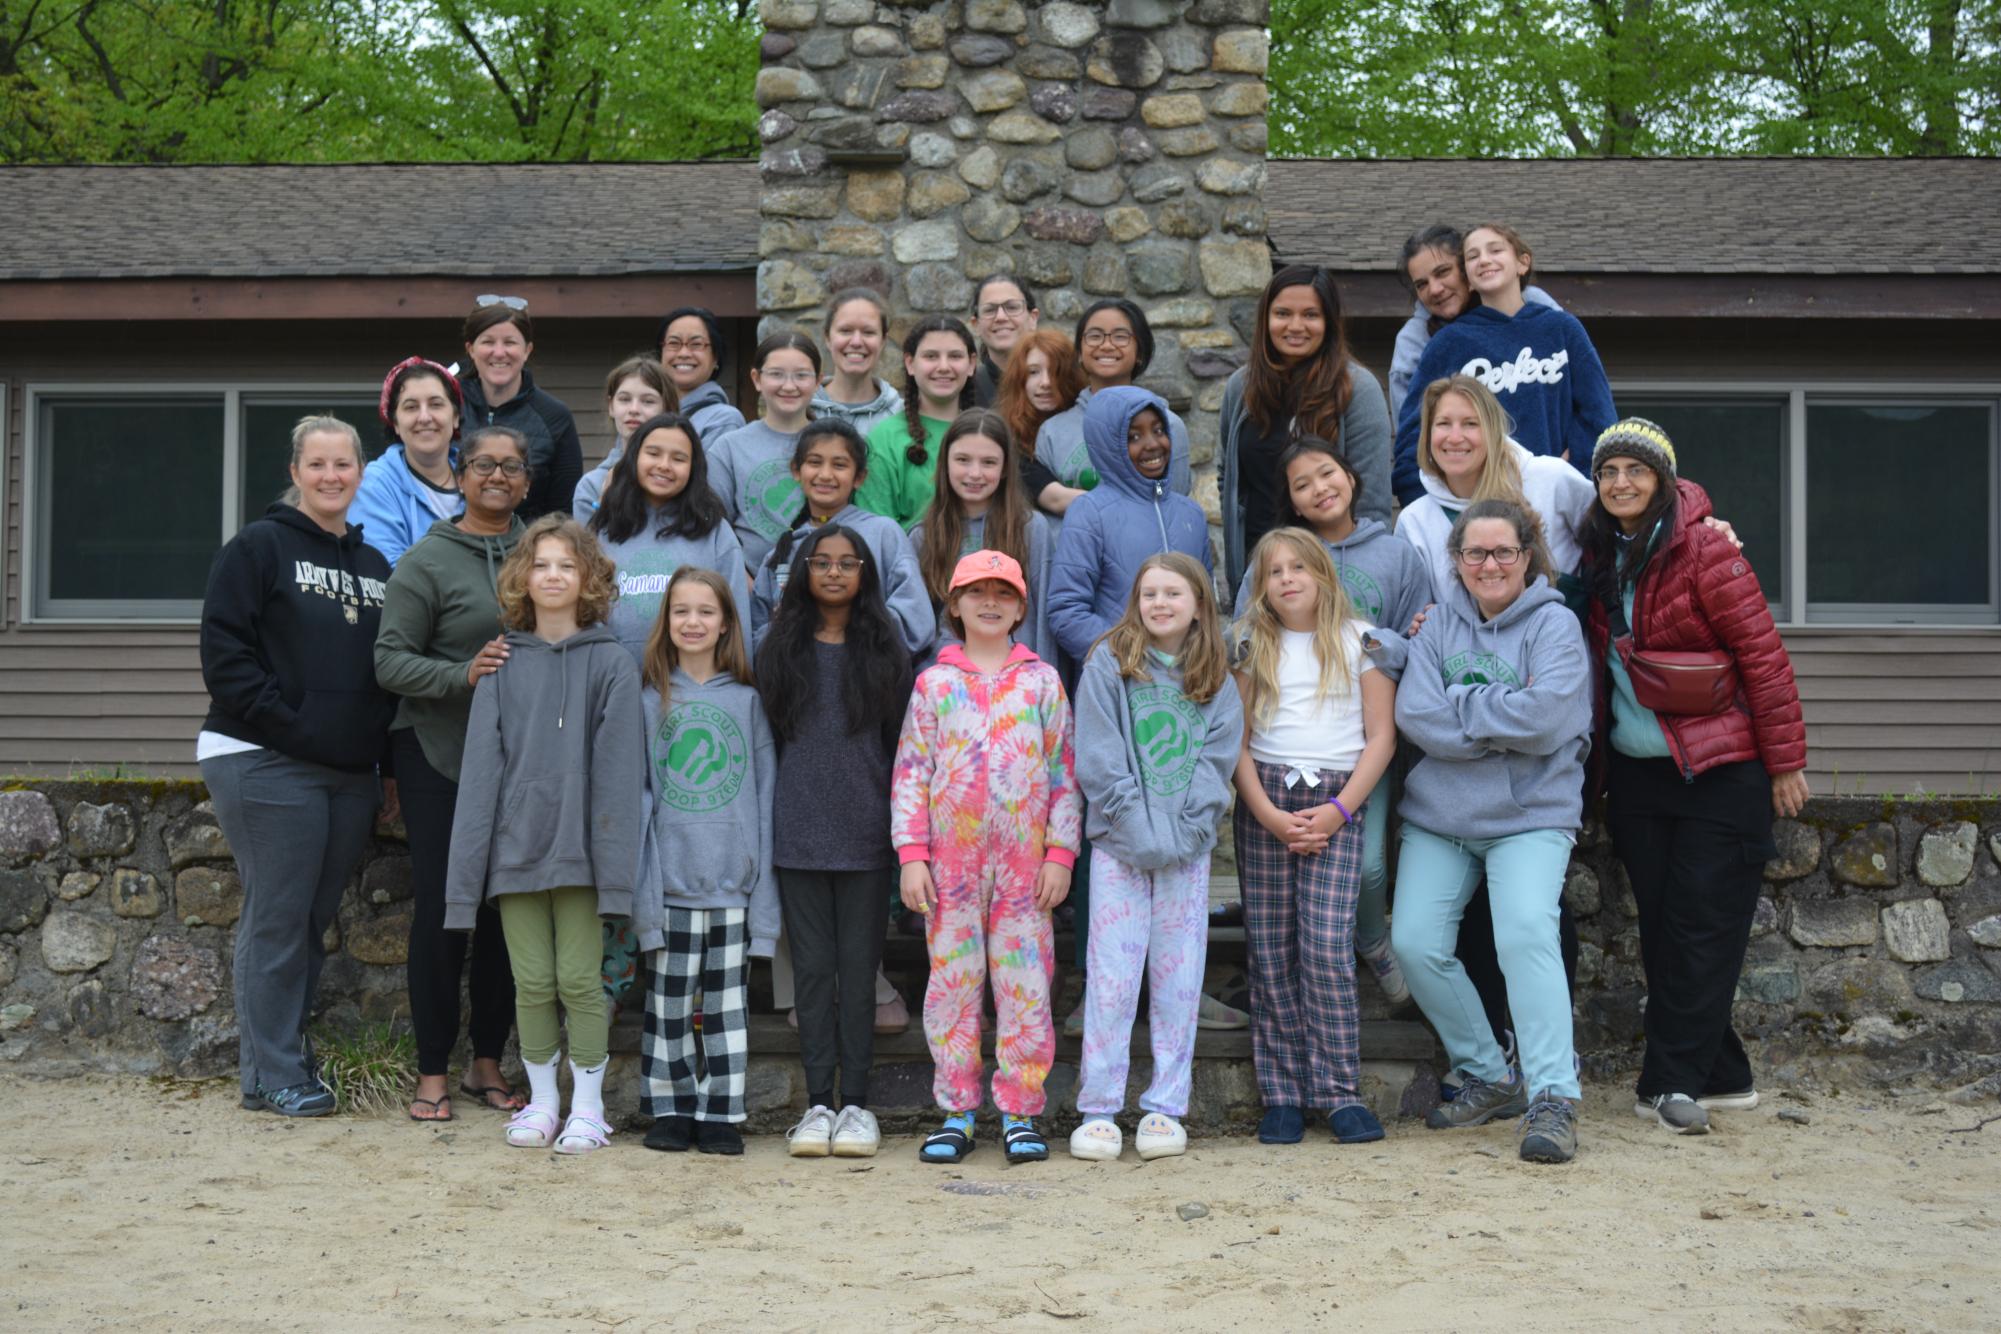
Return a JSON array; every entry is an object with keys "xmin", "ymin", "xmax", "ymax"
[
  {"xmin": 1197, "ymin": 991, "xmax": 1249, "ymax": 1030},
  {"xmin": 787, "ymin": 1104, "xmax": 835, "ymax": 1157},
  {"xmin": 1696, "ymin": 1088, "xmax": 1760, "ymax": 1111},
  {"xmin": 830, "ymin": 1105, "xmax": 880, "ymax": 1158},
  {"xmin": 1134, "ymin": 1112, "xmax": 1187, "ymax": 1160},
  {"xmin": 1358, "ymin": 938, "xmax": 1411, "ymax": 1006},
  {"xmin": 1069, "ymin": 1117, "xmax": 1122, "ymax": 1161}
]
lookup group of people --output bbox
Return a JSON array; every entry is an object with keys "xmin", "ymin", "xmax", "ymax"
[{"xmin": 198, "ymin": 219, "xmax": 1809, "ymax": 1170}]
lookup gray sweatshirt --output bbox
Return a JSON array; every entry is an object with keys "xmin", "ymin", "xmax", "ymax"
[
  {"xmin": 1073, "ymin": 643, "xmax": 1244, "ymax": 871},
  {"xmin": 635, "ymin": 669, "xmax": 779, "ymax": 958},
  {"xmin": 750, "ymin": 503, "xmax": 936, "ymax": 656},
  {"xmin": 708, "ymin": 418, "xmax": 804, "ymax": 574},
  {"xmin": 596, "ymin": 507, "xmax": 753, "ymax": 666},
  {"xmin": 1231, "ymin": 516, "xmax": 1432, "ymax": 636},
  {"xmin": 810, "ymin": 378, "xmax": 904, "ymax": 439},
  {"xmin": 444, "ymin": 624, "xmax": 646, "ymax": 928},
  {"xmin": 1394, "ymin": 575, "xmax": 1592, "ymax": 841},
  {"xmin": 908, "ymin": 508, "xmax": 1057, "ymax": 664}
]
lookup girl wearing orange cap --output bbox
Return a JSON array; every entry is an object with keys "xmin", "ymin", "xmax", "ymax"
[{"xmin": 892, "ymin": 549, "xmax": 1082, "ymax": 1165}]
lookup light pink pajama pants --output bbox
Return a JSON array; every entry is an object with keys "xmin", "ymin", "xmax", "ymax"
[{"xmin": 1076, "ymin": 849, "xmax": 1210, "ymax": 1119}]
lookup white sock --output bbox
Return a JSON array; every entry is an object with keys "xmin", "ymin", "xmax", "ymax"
[
  {"xmin": 570, "ymin": 1059, "xmax": 607, "ymax": 1121},
  {"xmin": 522, "ymin": 1055, "xmax": 560, "ymax": 1110}
]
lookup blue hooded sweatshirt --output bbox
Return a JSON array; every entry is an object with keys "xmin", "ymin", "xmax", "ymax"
[
  {"xmin": 1391, "ymin": 302, "xmax": 1616, "ymax": 505},
  {"xmin": 1387, "ymin": 285, "xmax": 1560, "ymax": 420},
  {"xmin": 1047, "ymin": 386, "xmax": 1214, "ymax": 663},
  {"xmin": 1394, "ymin": 574, "xmax": 1592, "ymax": 841},
  {"xmin": 349, "ymin": 444, "xmax": 461, "ymax": 568},
  {"xmin": 1033, "ymin": 385, "xmax": 1193, "ymax": 539}
]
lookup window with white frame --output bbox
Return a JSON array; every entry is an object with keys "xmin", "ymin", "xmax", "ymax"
[
  {"xmin": 27, "ymin": 387, "xmax": 378, "ymax": 621},
  {"xmin": 1616, "ymin": 387, "xmax": 1999, "ymax": 626}
]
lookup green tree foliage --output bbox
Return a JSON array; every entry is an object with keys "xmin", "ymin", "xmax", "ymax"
[
  {"xmin": 1272, "ymin": 0, "xmax": 2001, "ymax": 156},
  {"xmin": 0, "ymin": 0, "xmax": 758, "ymax": 162}
]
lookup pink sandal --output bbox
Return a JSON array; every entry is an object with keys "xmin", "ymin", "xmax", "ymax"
[
  {"xmin": 505, "ymin": 1104, "xmax": 561, "ymax": 1148},
  {"xmin": 554, "ymin": 1111, "xmax": 613, "ymax": 1156}
]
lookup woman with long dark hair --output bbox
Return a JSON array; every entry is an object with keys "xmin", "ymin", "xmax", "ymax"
[
  {"xmin": 1579, "ymin": 418, "xmax": 1807, "ymax": 1135},
  {"xmin": 1219, "ymin": 265, "xmax": 1393, "ymax": 594}
]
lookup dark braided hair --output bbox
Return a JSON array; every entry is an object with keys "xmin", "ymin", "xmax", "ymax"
[{"xmin": 899, "ymin": 315, "xmax": 977, "ymax": 468}]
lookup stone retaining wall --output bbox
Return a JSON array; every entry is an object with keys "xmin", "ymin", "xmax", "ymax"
[
  {"xmin": 755, "ymin": 0, "xmax": 1272, "ymax": 513},
  {"xmin": 4, "ymin": 782, "xmax": 1998, "ymax": 1107}
]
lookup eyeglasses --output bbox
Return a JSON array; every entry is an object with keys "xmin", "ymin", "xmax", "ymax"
[
  {"xmin": 1453, "ymin": 546, "xmax": 1524, "ymax": 568},
  {"xmin": 474, "ymin": 294, "xmax": 528, "ymax": 311},
  {"xmin": 662, "ymin": 336, "xmax": 712, "ymax": 354},
  {"xmin": 1595, "ymin": 463, "xmax": 1653, "ymax": 483},
  {"xmin": 466, "ymin": 457, "xmax": 527, "ymax": 478},
  {"xmin": 758, "ymin": 370, "xmax": 819, "ymax": 386},
  {"xmin": 1080, "ymin": 329, "xmax": 1135, "ymax": 349},
  {"xmin": 977, "ymin": 300, "xmax": 1028, "ymax": 319},
  {"xmin": 807, "ymin": 556, "xmax": 865, "ymax": 575}
]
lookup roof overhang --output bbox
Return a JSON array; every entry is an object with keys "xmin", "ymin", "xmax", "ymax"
[
  {"xmin": 0, "ymin": 272, "xmax": 755, "ymax": 322},
  {"xmin": 1332, "ymin": 271, "xmax": 2001, "ymax": 321}
]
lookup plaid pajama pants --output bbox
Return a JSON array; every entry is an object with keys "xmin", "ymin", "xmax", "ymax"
[
  {"xmin": 1232, "ymin": 759, "xmax": 1365, "ymax": 1112},
  {"xmin": 641, "ymin": 907, "xmax": 749, "ymax": 1123}
]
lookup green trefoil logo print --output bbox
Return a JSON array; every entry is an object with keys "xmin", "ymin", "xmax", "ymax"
[{"xmin": 655, "ymin": 702, "xmax": 748, "ymax": 812}]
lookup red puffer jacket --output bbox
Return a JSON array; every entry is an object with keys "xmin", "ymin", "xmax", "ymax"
[{"xmin": 1585, "ymin": 479, "xmax": 1807, "ymax": 784}]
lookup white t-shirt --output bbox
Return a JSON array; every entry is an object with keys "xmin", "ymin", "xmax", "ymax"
[
  {"xmin": 1248, "ymin": 623, "xmax": 1376, "ymax": 774},
  {"xmin": 195, "ymin": 730, "xmax": 262, "ymax": 762}
]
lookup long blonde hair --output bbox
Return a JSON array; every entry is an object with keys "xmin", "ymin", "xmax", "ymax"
[
  {"xmin": 1094, "ymin": 553, "xmax": 1228, "ymax": 705},
  {"xmin": 640, "ymin": 566, "xmax": 752, "ymax": 703},
  {"xmin": 1417, "ymin": 375, "xmax": 1555, "ymax": 573},
  {"xmin": 1236, "ymin": 528, "xmax": 1356, "ymax": 730}
]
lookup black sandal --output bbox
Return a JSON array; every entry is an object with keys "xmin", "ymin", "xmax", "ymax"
[
  {"xmin": 921, "ymin": 1123, "xmax": 976, "ymax": 1163},
  {"xmin": 459, "ymin": 1081, "xmax": 523, "ymax": 1111},
  {"xmin": 1002, "ymin": 1118, "xmax": 1048, "ymax": 1163}
]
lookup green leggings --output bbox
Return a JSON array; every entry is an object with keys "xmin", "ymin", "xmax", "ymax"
[{"xmin": 497, "ymin": 887, "xmax": 609, "ymax": 1068}]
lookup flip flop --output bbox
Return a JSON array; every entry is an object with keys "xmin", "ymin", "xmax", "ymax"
[
  {"xmin": 458, "ymin": 1081, "xmax": 524, "ymax": 1111},
  {"xmin": 408, "ymin": 1094, "xmax": 454, "ymax": 1123}
]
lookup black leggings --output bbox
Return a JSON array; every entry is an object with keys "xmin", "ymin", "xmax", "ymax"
[{"xmin": 395, "ymin": 729, "xmax": 516, "ymax": 1076}]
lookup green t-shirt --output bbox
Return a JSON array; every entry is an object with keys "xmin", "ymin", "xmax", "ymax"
[{"xmin": 856, "ymin": 414, "xmax": 950, "ymax": 528}]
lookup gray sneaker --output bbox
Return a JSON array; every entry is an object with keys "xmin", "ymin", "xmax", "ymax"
[
  {"xmin": 1518, "ymin": 1092, "xmax": 1578, "ymax": 1163},
  {"xmin": 1635, "ymin": 1092, "xmax": 1710, "ymax": 1135},
  {"xmin": 1425, "ymin": 1070, "xmax": 1528, "ymax": 1129}
]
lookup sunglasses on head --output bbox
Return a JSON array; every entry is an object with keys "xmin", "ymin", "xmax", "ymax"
[{"xmin": 474, "ymin": 294, "xmax": 529, "ymax": 312}]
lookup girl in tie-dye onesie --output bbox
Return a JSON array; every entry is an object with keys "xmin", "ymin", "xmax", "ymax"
[{"xmin": 893, "ymin": 549, "xmax": 1082, "ymax": 1165}]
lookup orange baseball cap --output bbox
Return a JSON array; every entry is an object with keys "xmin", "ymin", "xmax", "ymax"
[{"xmin": 948, "ymin": 549, "xmax": 1028, "ymax": 600}]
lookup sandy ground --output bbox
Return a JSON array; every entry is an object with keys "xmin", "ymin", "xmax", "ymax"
[{"xmin": 2, "ymin": 1078, "xmax": 1997, "ymax": 1332}]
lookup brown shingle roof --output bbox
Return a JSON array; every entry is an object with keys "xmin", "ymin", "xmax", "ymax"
[
  {"xmin": 3, "ymin": 158, "xmax": 1995, "ymax": 281},
  {"xmin": 1266, "ymin": 157, "xmax": 2001, "ymax": 276},
  {"xmin": 0, "ymin": 162, "xmax": 757, "ymax": 280}
]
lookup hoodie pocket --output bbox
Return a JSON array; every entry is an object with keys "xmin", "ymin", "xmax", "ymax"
[
  {"xmin": 277, "ymin": 688, "xmax": 390, "ymax": 770},
  {"xmin": 494, "ymin": 776, "xmax": 586, "ymax": 871}
]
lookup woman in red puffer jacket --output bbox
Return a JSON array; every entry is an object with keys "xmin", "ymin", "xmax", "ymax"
[{"xmin": 1579, "ymin": 418, "xmax": 1808, "ymax": 1139}]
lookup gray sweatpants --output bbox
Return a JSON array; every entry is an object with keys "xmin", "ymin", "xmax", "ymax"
[{"xmin": 202, "ymin": 748, "xmax": 377, "ymax": 1097}]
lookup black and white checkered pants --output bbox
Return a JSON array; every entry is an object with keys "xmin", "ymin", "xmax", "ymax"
[{"xmin": 640, "ymin": 907, "xmax": 749, "ymax": 1123}]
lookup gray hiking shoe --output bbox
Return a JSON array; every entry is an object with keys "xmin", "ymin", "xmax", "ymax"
[
  {"xmin": 1425, "ymin": 1069, "xmax": 1528, "ymax": 1129},
  {"xmin": 1635, "ymin": 1092, "xmax": 1710, "ymax": 1135},
  {"xmin": 1518, "ymin": 1091, "xmax": 1578, "ymax": 1163}
]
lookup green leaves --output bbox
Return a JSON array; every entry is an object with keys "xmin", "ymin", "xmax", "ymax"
[
  {"xmin": 0, "ymin": 0, "xmax": 758, "ymax": 162},
  {"xmin": 1272, "ymin": 0, "xmax": 2000, "ymax": 156}
]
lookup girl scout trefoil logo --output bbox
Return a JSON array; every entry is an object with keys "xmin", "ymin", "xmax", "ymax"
[
  {"xmin": 1130, "ymin": 685, "xmax": 1202, "ymax": 794},
  {"xmin": 654, "ymin": 703, "xmax": 748, "ymax": 812}
]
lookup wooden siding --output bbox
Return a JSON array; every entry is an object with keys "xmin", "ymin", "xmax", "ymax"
[{"xmin": 0, "ymin": 310, "xmax": 753, "ymax": 777}]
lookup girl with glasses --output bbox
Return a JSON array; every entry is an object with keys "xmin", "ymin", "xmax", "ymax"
[
  {"xmin": 657, "ymin": 305, "xmax": 748, "ymax": 446},
  {"xmin": 969, "ymin": 276, "xmax": 1040, "ymax": 407},
  {"xmin": 756, "ymin": 525, "xmax": 915, "ymax": 1159},
  {"xmin": 709, "ymin": 331, "xmax": 825, "ymax": 575}
]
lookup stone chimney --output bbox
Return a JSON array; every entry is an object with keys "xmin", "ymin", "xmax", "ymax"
[{"xmin": 756, "ymin": 0, "xmax": 1271, "ymax": 524}]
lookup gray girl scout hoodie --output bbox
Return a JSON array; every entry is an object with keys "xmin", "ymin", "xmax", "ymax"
[
  {"xmin": 1073, "ymin": 643, "xmax": 1244, "ymax": 871},
  {"xmin": 1394, "ymin": 574, "xmax": 1592, "ymax": 841},
  {"xmin": 1231, "ymin": 515, "xmax": 1431, "ymax": 635},
  {"xmin": 634, "ymin": 669, "xmax": 780, "ymax": 959},
  {"xmin": 444, "ymin": 623, "xmax": 646, "ymax": 929}
]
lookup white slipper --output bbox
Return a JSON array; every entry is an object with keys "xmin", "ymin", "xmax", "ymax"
[
  {"xmin": 1069, "ymin": 1118, "xmax": 1122, "ymax": 1161},
  {"xmin": 1135, "ymin": 1112, "xmax": 1187, "ymax": 1160}
]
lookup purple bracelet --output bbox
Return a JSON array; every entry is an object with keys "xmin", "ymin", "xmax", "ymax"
[{"xmin": 1329, "ymin": 796, "xmax": 1353, "ymax": 823}]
